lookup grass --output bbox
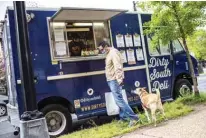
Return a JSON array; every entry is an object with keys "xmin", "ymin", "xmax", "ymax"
[{"xmin": 59, "ymin": 93, "xmax": 206, "ymax": 138}]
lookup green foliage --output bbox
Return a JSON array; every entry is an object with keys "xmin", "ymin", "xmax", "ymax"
[
  {"xmin": 137, "ymin": 1, "xmax": 206, "ymax": 45},
  {"xmin": 137, "ymin": 1, "xmax": 206, "ymax": 94},
  {"xmin": 176, "ymin": 93, "xmax": 206, "ymax": 105},
  {"xmin": 59, "ymin": 93, "xmax": 206, "ymax": 138},
  {"xmin": 187, "ymin": 30, "xmax": 206, "ymax": 60}
]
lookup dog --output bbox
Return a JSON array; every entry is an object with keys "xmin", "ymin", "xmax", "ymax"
[{"xmin": 134, "ymin": 87, "xmax": 167, "ymax": 126}]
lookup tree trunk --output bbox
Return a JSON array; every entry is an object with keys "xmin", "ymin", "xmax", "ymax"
[
  {"xmin": 171, "ymin": 3, "xmax": 199, "ymax": 96},
  {"xmin": 182, "ymin": 38, "xmax": 200, "ymax": 96}
]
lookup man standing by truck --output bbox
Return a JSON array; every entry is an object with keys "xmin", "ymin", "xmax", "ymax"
[{"xmin": 98, "ymin": 41, "xmax": 139, "ymax": 127}]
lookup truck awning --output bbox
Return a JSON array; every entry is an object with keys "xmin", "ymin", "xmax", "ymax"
[{"xmin": 50, "ymin": 7, "xmax": 127, "ymax": 21}]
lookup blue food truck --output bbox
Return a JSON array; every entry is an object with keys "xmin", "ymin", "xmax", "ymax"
[{"xmin": 2, "ymin": 7, "xmax": 198, "ymax": 137}]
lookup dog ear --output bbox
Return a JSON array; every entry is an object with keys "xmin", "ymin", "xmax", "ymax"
[{"xmin": 142, "ymin": 87, "xmax": 146, "ymax": 90}]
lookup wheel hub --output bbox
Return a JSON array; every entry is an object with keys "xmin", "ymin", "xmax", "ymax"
[
  {"xmin": 0, "ymin": 105, "xmax": 6, "ymax": 116},
  {"xmin": 179, "ymin": 85, "xmax": 191, "ymax": 96},
  {"xmin": 45, "ymin": 111, "xmax": 67, "ymax": 136},
  {"xmin": 50, "ymin": 119, "xmax": 56, "ymax": 126}
]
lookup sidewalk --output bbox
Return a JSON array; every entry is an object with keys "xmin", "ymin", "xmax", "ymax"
[
  {"xmin": 0, "ymin": 119, "xmax": 18, "ymax": 138},
  {"xmin": 115, "ymin": 104, "xmax": 206, "ymax": 138},
  {"xmin": 0, "ymin": 95, "xmax": 18, "ymax": 138}
]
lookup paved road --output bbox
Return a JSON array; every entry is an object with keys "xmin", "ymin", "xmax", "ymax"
[
  {"xmin": 115, "ymin": 104, "xmax": 206, "ymax": 138},
  {"xmin": 197, "ymin": 74, "xmax": 206, "ymax": 92},
  {"xmin": 0, "ymin": 74, "xmax": 206, "ymax": 138}
]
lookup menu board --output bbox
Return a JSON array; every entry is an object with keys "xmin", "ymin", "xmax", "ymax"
[
  {"xmin": 120, "ymin": 50, "xmax": 127, "ymax": 63},
  {"xmin": 125, "ymin": 34, "xmax": 133, "ymax": 47},
  {"xmin": 55, "ymin": 42, "xmax": 67, "ymax": 56},
  {"xmin": 127, "ymin": 49, "xmax": 136, "ymax": 65},
  {"xmin": 133, "ymin": 33, "xmax": 141, "ymax": 46},
  {"xmin": 116, "ymin": 34, "xmax": 125, "ymax": 47},
  {"xmin": 54, "ymin": 28, "xmax": 65, "ymax": 41},
  {"xmin": 136, "ymin": 49, "xmax": 144, "ymax": 61}
]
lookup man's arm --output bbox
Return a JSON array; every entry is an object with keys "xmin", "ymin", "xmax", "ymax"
[{"xmin": 112, "ymin": 50, "xmax": 124, "ymax": 85}]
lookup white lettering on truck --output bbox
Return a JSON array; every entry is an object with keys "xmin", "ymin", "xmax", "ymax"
[
  {"xmin": 80, "ymin": 96, "xmax": 101, "ymax": 103},
  {"xmin": 149, "ymin": 57, "xmax": 171, "ymax": 91}
]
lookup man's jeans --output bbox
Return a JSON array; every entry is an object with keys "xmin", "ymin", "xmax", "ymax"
[{"xmin": 107, "ymin": 80, "xmax": 139, "ymax": 121}]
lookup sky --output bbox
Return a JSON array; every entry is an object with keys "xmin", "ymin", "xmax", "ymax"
[{"xmin": 0, "ymin": 0, "xmax": 136, "ymax": 20}]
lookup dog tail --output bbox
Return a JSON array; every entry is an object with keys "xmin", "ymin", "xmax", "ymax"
[{"xmin": 155, "ymin": 89, "xmax": 161, "ymax": 100}]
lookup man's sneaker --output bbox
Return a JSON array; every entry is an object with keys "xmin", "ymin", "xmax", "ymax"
[{"xmin": 128, "ymin": 119, "xmax": 139, "ymax": 127}]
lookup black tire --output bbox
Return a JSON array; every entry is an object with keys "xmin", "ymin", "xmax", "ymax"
[
  {"xmin": 41, "ymin": 104, "xmax": 72, "ymax": 137},
  {"xmin": 0, "ymin": 104, "xmax": 7, "ymax": 117},
  {"xmin": 174, "ymin": 79, "xmax": 192, "ymax": 99}
]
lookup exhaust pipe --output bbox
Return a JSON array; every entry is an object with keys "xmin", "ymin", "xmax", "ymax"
[{"xmin": 13, "ymin": 127, "xmax": 20, "ymax": 136}]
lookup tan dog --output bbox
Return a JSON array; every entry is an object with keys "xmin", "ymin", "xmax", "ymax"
[{"xmin": 134, "ymin": 87, "xmax": 167, "ymax": 126}]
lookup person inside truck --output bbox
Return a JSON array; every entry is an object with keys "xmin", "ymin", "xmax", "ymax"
[
  {"xmin": 98, "ymin": 41, "xmax": 140, "ymax": 127},
  {"xmin": 68, "ymin": 39, "xmax": 84, "ymax": 56}
]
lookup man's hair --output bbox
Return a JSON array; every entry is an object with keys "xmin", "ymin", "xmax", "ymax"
[{"xmin": 98, "ymin": 41, "xmax": 111, "ymax": 48}]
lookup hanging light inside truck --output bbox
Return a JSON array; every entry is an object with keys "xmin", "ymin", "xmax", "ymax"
[
  {"xmin": 52, "ymin": 22, "xmax": 65, "ymax": 27},
  {"xmin": 93, "ymin": 23, "xmax": 104, "ymax": 26},
  {"xmin": 73, "ymin": 23, "xmax": 92, "ymax": 26},
  {"xmin": 72, "ymin": 22, "xmax": 104, "ymax": 26}
]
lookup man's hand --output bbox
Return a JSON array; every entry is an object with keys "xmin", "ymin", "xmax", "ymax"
[{"xmin": 118, "ymin": 79, "xmax": 124, "ymax": 86}]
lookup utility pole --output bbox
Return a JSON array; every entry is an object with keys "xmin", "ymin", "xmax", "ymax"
[
  {"xmin": 13, "ymin": 1, "xmax": 49, "ymax": 138},
  {"xmin": 13, "ymin": 1, "xmax": 36, "ymax": 112}
]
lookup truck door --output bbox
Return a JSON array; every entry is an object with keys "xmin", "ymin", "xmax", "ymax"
[
  {"xmin": 172, "ymin": 40, "xmax": 190, "ymax": 76},
  {"xmin": 141, "ymin": 14, "xmax": 174, "ymax": 99}
]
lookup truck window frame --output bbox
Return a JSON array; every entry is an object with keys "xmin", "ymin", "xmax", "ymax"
[
  {"xmin": 146, "ymin": 35, "xmax": 171, "ymax": 57},
  {"xmin": 47, "ymin": 18, "xmax": 111, "ymax": 62},
  {"xmin": 172, "ymin": 39, "xmax": 185, "ymax": 54}
]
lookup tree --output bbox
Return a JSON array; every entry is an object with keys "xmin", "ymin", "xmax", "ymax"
[
  {"xmin": 137, "ymin": 1, "xmax": 206, "ymax": 96},
  {"xmin": 187, "ymin": 30, "xmax": 206, "ymax": 60}
]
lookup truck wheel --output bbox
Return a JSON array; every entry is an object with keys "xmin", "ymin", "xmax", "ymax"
[
  {"xmin": 0, "ymin": 104, "xmax": 7, "ymax": 117},
  {"xmin": 174, "ymin": 79, "xmax": 192, "ymax": 99},
  {"xmin": 41, "ymin": 104, "xmax": 72, "ymax": 137}
]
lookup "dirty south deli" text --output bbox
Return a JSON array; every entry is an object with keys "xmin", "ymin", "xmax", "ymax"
[{"xmin": 149, "ymin": 57, "xmax": 172, "ymax": 91}]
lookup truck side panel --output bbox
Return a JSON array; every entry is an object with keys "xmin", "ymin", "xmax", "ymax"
[{"xmin": 8, "ymin": 10, "xmax": 111, "ymax": 118}]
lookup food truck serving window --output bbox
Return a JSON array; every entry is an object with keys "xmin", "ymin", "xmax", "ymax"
[{"xmin": 48, "ymin": 8, "xmax": 126, "ymax": 62}]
